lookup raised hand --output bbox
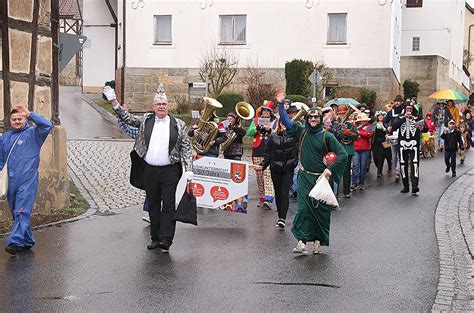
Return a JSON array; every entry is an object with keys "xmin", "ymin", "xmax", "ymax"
[
  {"xmin": 276, "ymin": 89, "xmax": 286, "ymax": 104},
  {"xmin": 102, "ymin": 86, "xmax": 117, "ymax": 101},
  {"xmin": 15, "ymin": 105, "xmax": 30, "ymax": 118}
]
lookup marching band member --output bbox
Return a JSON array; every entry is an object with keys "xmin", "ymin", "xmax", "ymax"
[
  {"xmin": 335, "ymin": 106, "xmax": 359, "ymax": 198},
  {"xmin": 223, "ymin": 112, "xmax": 246, "ymax": 160},
  {"xmin": 188, "ymin": 112, "xmax": 227, "ymax": 158},
  {"xmin": 351, "ymin": 113, "xmax": 373, "ymax": 191},
  {"xmin": 247, "ymin": 101, "xmax": 277, "ymax": 209},
  {"xmin": 392, "ymin": 103, "xmax": 427, "ymax": 194}
]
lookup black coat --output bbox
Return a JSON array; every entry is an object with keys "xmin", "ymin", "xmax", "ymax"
[
  {"xmin": 261, "ymin": 130, "xmax": 299, "ymax": 173},
  {"xmin": 441, "ymin": 129, "xmax": 464, "ymax": 151}
]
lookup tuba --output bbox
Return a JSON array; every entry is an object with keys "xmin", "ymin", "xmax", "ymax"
[
  {"xmin": 192, "ymin": 97, "xmax": 223, "ymax": 154},
  {"xmin": 220, "ymin": 102, "xmax": 255, "ymax": 153},
  {"xmin": 338, "ymin": 104, "xmax": 360, "ymax": 144}
]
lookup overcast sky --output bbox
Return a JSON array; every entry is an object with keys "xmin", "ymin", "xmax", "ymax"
[{"xmin": 468, "ymin": 0, "xmax": 474, "ymax": 7}]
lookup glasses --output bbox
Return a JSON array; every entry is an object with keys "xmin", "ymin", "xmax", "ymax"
[
  {"xmin": 154, "ymin": 102, "xmax": 167, "ymax": 106},
  {"xmin": 308, "ymin": 115, "xmax": 319, "ymax": 120}
]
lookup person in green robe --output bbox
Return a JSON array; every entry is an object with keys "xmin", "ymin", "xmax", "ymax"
[{"xmin": 277, "ymin": 92, "xmax": 348, "ymax": 255}]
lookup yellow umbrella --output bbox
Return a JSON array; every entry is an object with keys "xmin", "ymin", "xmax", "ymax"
[{"xmin": 428, "ymin": 89, "xmax": 468, "ymax": 101}]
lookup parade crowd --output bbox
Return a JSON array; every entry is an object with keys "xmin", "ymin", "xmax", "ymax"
[
  {"xmin": 104, "ymin": 84, "xmax": 472, "ymax": 256},
  {"xmin": 3, "ymin": 82, "xmax": 472, "ymax": 256}
]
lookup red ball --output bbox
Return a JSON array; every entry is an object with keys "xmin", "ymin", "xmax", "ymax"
[{"xmin": 323, "ymin": 152, "xmax": 337, "ymax": 166}]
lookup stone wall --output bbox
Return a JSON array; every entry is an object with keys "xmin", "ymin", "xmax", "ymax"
[
  {"xmin": 401, "ymin": 56, "xmax": 470, "ymax": 113},
  {"xmin": 124, "ymin": 67, "xmax": 398, "ymax": 113},
  {"xmin": 0, "ymin": 0, "xmax": 69, "ymax": 229}
]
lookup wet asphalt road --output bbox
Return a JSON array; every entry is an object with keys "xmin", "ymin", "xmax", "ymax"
[
  {"xmin": 59, "ymin": 86, "xmax": 128, "ymax": 139},
  {"xmin": 1, "ymin": 152, "xmax": 472, "ymax": 311}
]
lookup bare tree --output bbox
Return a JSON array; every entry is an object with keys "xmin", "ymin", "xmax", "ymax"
[
  {"xmin": 243, "ymin": 66, "xmax": 276, "ymax": 109},
  {"xmin": 313, "ymin": 61, "xmax": 333, "ymax": 102},
  {"xmin": 199, "ymin": 47, "xmax": 239, "ymax": 98}
]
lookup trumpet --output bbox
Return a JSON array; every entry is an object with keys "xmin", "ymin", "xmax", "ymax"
[
  {"xmin": 220, "ymin": 102, "xmax": 255, "ymax": 153},
  {"xmin": 292, "ymin": 103, "xmax": 310, "ymax": 121},
  {"xmin": 192, "ymin": 97, "xmax": 223, "ymax": 154}
]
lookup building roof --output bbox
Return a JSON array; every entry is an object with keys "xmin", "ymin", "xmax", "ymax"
[{"xmin": 59, "ymin": 0, "xmax": 83, "ymax": 20}]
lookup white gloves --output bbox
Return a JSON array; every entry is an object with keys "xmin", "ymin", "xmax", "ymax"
[
  {"xmin": 184, "ymin": 171, "xmax": 194, "ymax": 181},
  {"xmin": 102, "ymin": 86, "xmax": 117, "ymax": 101}
]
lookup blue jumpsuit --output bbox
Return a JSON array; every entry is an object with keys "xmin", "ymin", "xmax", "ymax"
[{"xmin": 0, "ymin": 112, "xmax": 52, "ymax": 249}]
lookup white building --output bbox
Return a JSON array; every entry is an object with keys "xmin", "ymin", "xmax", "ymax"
[
  {"xmin": 400, "ymin": 0, "xmax": 469, "ymax": 109},
  {"xmin": 464, "ymin": 1, "xmax": 474, "ymax": 87},
  {"xmin": 81, "ymin": 0, "xmax": 404, "ymax": 111},
  {"xmin": 81, "ymin": 0, "xmax": 117, "ymax": 93}
]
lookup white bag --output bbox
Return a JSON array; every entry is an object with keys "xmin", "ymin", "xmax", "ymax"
[
  {"xmin": 0, "ymin": 163, "xmax": 7, "ymax": 200},
  {"xmin": 308, "ymin": 175, "xmax": 339, "ymax": 208},
  {"xmin": 0, "ymin": 135, "xmax": 22, "ymax": 200}
]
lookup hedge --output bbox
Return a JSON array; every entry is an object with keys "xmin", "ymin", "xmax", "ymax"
[
  {"xmin": 286, "ymin": 95, "xmax": 308, "ymax": 104},
  {"xmin": 216, "ymin": 92, "xmax": 245, "ymax": 117},
  {"xmin": 285, "ymin": 59, "xmax": 313, "ymax": 97}
]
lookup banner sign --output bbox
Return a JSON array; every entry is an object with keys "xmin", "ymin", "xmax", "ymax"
[{"xmin": 191, "ymin": 157, "xmax": 249, "ymax": 209}]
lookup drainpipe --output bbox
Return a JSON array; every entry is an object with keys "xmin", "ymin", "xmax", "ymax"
[
  {"xmin": 121, "ymin": 0, "xmax": 126, "ymax": 105},
  {"xmin": 104, "ymin": 0, "xmax": 118, "ymax": 71}
]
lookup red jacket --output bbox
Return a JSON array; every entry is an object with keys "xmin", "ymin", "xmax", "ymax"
[{"xmin": 354, "ymin": 123, "xmax": 374, "ymax": 151}]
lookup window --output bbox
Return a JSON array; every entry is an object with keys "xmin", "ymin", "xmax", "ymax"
[
  {"xmin": 327, "ymin": 13, "xmax": 347, "ymax": 44},
  {"xmin": 154, "ymin": 15, "xmax": 172, "ymax": 44},
  {"xmin": 406, "ymin": 0, "xmax": 422, "ymax": 8},
  {"xmin": 219, "ymin": 15, "xmax": 246, "ymax": 44},
  {"xmin": 412, "ymin": 37, "xmax": 420, "ymax": 51}
]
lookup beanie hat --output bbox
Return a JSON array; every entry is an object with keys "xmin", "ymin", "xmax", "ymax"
[
  {"xmin": 227, "ymin": 112, "xmax": 237, "ymax": 119},
  {"xmin": 154, "ymin": 83, "xmax": 167, "ymax": 103}
]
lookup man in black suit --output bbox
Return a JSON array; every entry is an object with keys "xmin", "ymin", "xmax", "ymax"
[{"xmin": 103, "ymin": 84, "xmax": 193, "ymax": 252}]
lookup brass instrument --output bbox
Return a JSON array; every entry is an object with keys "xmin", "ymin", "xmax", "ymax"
[
  {"xmin": 292, "ymin": 103, "xmax": 310, "ymax": 121},
  {"xmin": 192, "ymin": 97, "xmax": 223, "ymax": 154},
  {"xmin": 220, "ymin": 101, "xmax": 255, "ymax": 153},
  {"xmin": 339, "ymin": 104, "xmax": 360, "ymax": 144}
]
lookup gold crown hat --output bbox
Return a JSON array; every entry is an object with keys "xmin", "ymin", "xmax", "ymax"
[{"xmin": 154, "ymin": 83, "xmax": 168, "ymax": 102}]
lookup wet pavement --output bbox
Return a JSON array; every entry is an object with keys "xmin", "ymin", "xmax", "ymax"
[
  {"xmin": 2, "ymin": 150, "xmax": 472, "ymax": 310},
  {"xmin": 1, "ymin": 89, "xmax": 473, "ymax": 310},
  {"xmin": 59, "ymin": 86, "xmax": 128, "ymax": 139}
]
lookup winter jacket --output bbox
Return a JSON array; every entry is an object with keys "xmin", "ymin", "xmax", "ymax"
[
  {"xmin": 441, "ymin": 129, "xmax": 464, "ymax": 152},
  {"xmin": 246, "ymin": 117, "xmax": 277, "ymax": 157},
  {"xmin": 354, "ymin": 123, "xmax": 374, "ymax": 151},
  {"xmin": 433, "ymin": 106, "xmax": 453, "ymax": 127},
  {"xmin": 223, "ymin": 125, "xmax": 246, "ymax": 159},
  {"xmin": 261, "ymin": 129, "xmax": 299, "ymax": 173},
  {"xmin": 372, "ymin": 122, "xmax": 388, "ymax": 146}
]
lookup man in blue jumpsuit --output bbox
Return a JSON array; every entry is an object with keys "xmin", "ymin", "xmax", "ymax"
[{"xmin": 1, "ymin": 106, "xmax": 52, "ymax": 255}]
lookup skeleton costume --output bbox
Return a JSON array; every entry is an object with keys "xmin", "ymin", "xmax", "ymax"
[{"xmin": 392, "ymin": 106, "xmax": 427, "ymax": 193}]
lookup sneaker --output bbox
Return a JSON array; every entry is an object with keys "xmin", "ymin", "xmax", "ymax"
[
  {"xmin": 452, "ymin": 171, "xmax": 456, "ymax": 177},
  {"xmin": 400, "ymin": 187, "xmax": 409, "ymax": 193},
  {"xmin": 313, "ymin": 240, "xmax": 321, "ymax": 254},
  {"xmin": 292, "ymin": 240, "xmax": 309, "ymax": 255},
  {"xmin": 445, "ymin": 166, "xmax": 450, "ymax": 173},
  {"xmin": 358, "ymin": 184, "xmax": 365, "ymax": 190},
  {"xmin": 5, "ymin": 245, "xmax": 18, "ymax": 255},
  {"xmin": 263, "ymin": 201, "xmax": 272, "ymax": 210},
  {"xmin": 276, "ymin": 219, "xmax": 285, "ymax": 229},
  {"xmin": 142, "ymin": 215, "xmax": 150, "ymax": 223},
  {"xmin": 351, "ymin": 184, "xmax": 358, "ymax": 191},
  {"xmin": 411, "ymin": 187, "xmax": 420, "ymax": 194},
  {"xmin": 344, "ymin": 193, "xmax": 351, "ymax": 198}
]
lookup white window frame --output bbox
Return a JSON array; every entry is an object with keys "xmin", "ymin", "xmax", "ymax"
[
  {"xmin": 153, "ymin": 15, "xmax": 172, "ymax": 45},
  {"xmin": 412, "ymin": 36, "xmax": 420, "ymax": 51},
  {"xmin": 327, "ymin": 13, "xmax": 347, "ymax": 45},
  {"xmin": 219, "ymin": 15, "xmax": 247, "ymax": 45}
]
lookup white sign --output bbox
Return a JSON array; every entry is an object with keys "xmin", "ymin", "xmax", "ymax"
[
  {"xmin": 308, "ymin": 69, "xmax": 321, "ymax": 85},
  {"xmin": 311, "ymin": 97, "xmax": 317, "ymax": 103},
  {"xmin": 192, "ymin": 82, "xmax": 207, "ymax": 88},
  {"xmin": 191, "ymin": 110, "xmax": 201, "ymax": 119},
  {"xmin": 190, "ymin": 157, "xmax": 249, "ymax": 209}
]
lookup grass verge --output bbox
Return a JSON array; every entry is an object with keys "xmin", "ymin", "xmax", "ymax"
[
  {"xmin": 98, "ymin": 99, "xmax": 115, "ymax": 114},
  {"xmin": 0, "ymin": 180, "xmax": 90, "ymax": 234}
]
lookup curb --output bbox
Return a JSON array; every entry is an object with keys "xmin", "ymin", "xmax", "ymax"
[
  {"xmin": 77, "ymin": 92, "xmax": 117, "ymax": 125},
  {"xmin": 432, "ymin": 168, "xmax": 474, "ymax": 311}
]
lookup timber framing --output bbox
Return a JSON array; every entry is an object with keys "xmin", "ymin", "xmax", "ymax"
[
  {"xmin": 1, "ymin": 0, "xmax": 11, "ymax": 129},
  {"xmin": 27, "ymin": 0, "xmax": 41, "ymax": 111}
]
